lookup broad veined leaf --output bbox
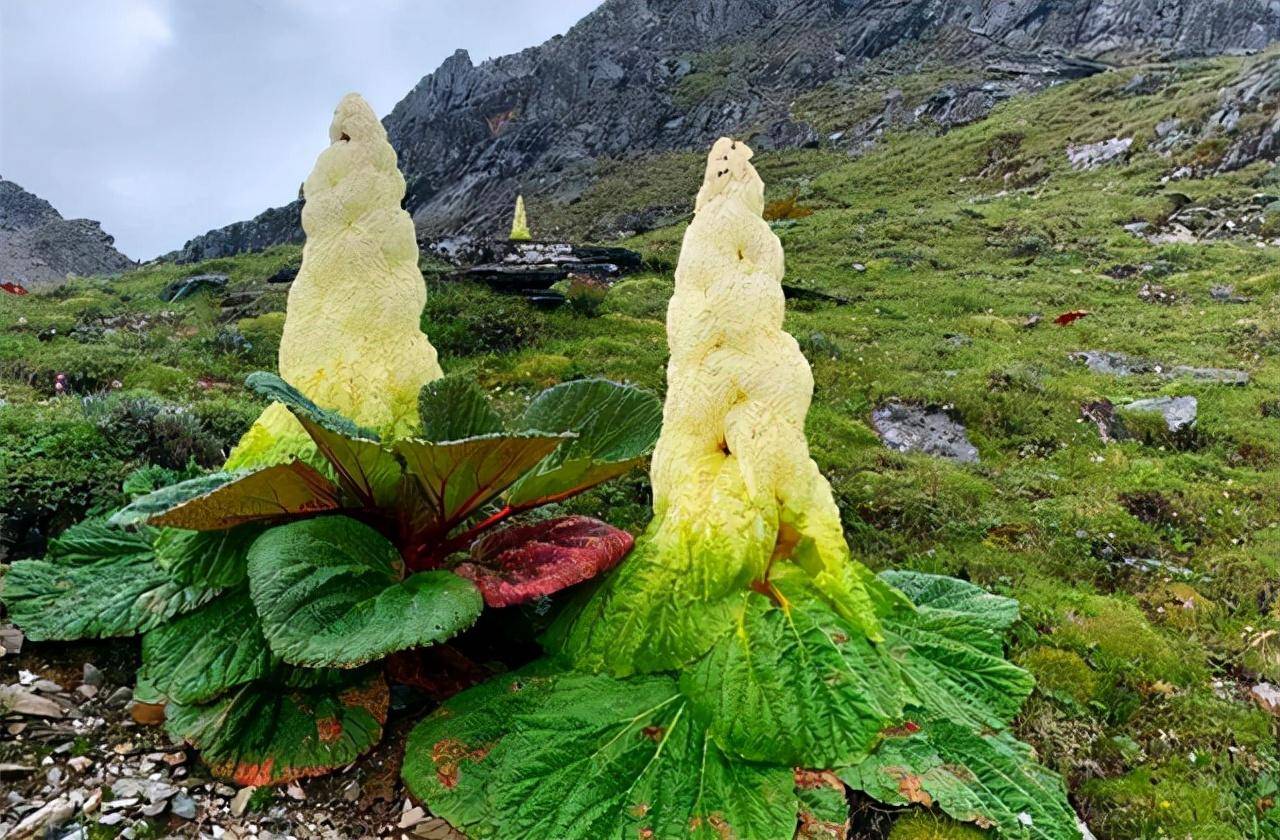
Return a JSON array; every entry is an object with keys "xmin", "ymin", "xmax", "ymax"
[
  {"xmin": 154, "ymin": 525, "xmax": 263, "ymax": 588},
  {"xmin": 44, "ymin": 518, "xmax": 157, "ymax": 563},
  {"xmin": 680, "ymin": 570, "xmax": 904, "ymax": 767},
  {"xmin": 110, "ymin": 462, "xmax": 341, "ymax": 531},
  {"xmin": 166, "ymin": 669, "xmax": 388, "ymax": 786},
  {"xmin": 403, "ymin": 665, "xmax": 562, "ymax": 837},
  {"xmin": 878, "ymin": 577, "xmax": 1034, "ymax": 730},
  {"xmin": 543, "ymin": 528, "xmax": 748, "ymax": 677},
  {"xmin": 246, "ymin": 371, "xmax": 402, "ymax": 508},
  {"xmin": 505, "ymin": 379, "xmax": 662, "ymax": 509},
  {"xmin": 2, "ymin": 523, "xmax": 218, "ymax": 641},
  {"xmin": 879, "ymin": 570, "xmax": 1020, "ymax": 656},
  {"xmin": 840, "ymin": 716, "xmax": 1079, "ymax": 840},
  {"xmin": 419, "ymin": 376, "xmax": 505, "ymax": 441},
  {"xmin": 403, "ymin": 667, "xmax": 797, "ymax": 840},
  {"xmin": 248, "ymin": 516, "xmax": 483, "ymax": 668},
  {"xmin": 454, "ymin": 515, "xmax": 634, "ymax": 607},
  {"xmin": 394, "ymin": 433, "xmax": 568, "ymax": 535},
  {"xmin": 138, "ymin": 587, "xmax": 274, "ymax": 704}
]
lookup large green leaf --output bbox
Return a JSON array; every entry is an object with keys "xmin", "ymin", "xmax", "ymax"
[
  {"xmin": 139, "ymin": 587, "xmax": 274, "ymax": 704},
  {"xmin": 680, "ymin": 571, "xmax": 904, "ymax": 767},
  {"xmin": 878, "ymin": 577, "xmax": 1034, "ymax": 730},
  {"xmin": 505, "ymin": 379, "xmax": 661, "ymax": 509},
  {"xmin": 394, "ymin": 433, "xmax": 568, "ymax": 534},
  {"xmin": 419, "ymin": 376, "xmax": 505, "ymax": 441},
  {"xmin": 154, "ymin": 525, "xmax": 263, "ymax": 588},
  {"xmin": 2, "ymin": 521, "xmax": 218, "ymax": 640},
  {"xmin": 543, "ymin": 531, "xmax": 748, "ymax": 676},
  {"xmin": 167, "ymin": 669, "xmax": 388, "ymax": 786},
  {"xmin": 403, "ymin": 667, "xmax": 797, "ymax": 840},
  {"xmin": 247, "ymin": 517, "xmax": 483, "ymax": 668},
  {"xmin": 246, "ymin": 371, "xmax": 402, "ymax": 508},
  {"xmin": 840, "ymin": 716, "xmax": 1079, "ymax": 840},
  {"xmin": 110, "ymin": 462, "xmax": 341, "ymax": 531},
  {"xmin": 879, "ymin": 570, "xmax": 1020, "ymax": 656}
]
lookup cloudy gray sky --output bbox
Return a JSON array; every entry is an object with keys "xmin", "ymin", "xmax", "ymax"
[{"xmin": 0, "ymin": 0, "xmax": 601, "ymax": 259}]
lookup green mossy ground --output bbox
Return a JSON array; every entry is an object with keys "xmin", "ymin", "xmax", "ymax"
[{"xmin": 3, "ymin": 54, "xmax": 1280, "ymax": 839}]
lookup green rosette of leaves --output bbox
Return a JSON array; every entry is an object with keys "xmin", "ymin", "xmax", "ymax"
[
  {"xmin": 1, "ymin": 94, "xmax": 661, "ymax": 786},
  {"xmin": 402, "ymin": 139, "xmax": 1083, "ymax": 839}
]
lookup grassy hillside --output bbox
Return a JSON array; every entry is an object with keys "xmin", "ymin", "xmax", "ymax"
[{"xmin": 3, "ymin": 54, "xmax": 1280, "ymax": 839}]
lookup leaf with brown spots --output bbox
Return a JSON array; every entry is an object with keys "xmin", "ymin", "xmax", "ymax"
[
  {"xmin": 403, "ymin": 666, "xmax": 795, "ymax": 839},
  {"xmin": 840, "ymin": 717, "xmax": 1077, "ymax": 839},
  {"xmin": 165, "ymin": 669, "xmax": 387, "ymax": 786}
]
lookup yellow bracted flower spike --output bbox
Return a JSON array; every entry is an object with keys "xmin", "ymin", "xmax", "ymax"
[{"xmin": 226, "ymin": 94, "xmax": 442, "ymax": 470}]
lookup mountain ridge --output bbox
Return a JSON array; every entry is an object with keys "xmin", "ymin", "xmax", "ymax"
[
  {"xmin": 0, "ymin": 178, "xmax": 134, "ymax": 288},
  {"xmin": 169, "ymin": 0, "xmax": 1280, "ymax": 262}
]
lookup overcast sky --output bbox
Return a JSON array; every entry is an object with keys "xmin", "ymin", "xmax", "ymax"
[{"xmin": 0, "ymin": 0, "xmax": 601, "ymax": 259}]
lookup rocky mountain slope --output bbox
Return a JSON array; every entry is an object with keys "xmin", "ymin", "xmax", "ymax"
[
  {"xmin": 0, "ymin": 179, "xmax": 134, "ymax": 288},
  {"xmin": 172, "ymin": 0, "xmax": 1280, "ymax": 261}
]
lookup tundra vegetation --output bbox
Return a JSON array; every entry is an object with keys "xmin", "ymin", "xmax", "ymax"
[
  {"xmin": 2, "ymin": 54, "xmax": 1280, "ymax": 839},
  {"xmin": 1, "ymin": 95, "xmax": 661, "ymax": 786}
]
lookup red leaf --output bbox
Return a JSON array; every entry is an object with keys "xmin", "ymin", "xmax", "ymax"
[
  {"xmin": 453, "ymin": 515, "xmax": 633, "ymax": 607},
  {"xmin": 1054, "ymin": 309, "xmax": 1089, "ymax": 325},
  {"xmin": 1, "ymin": 281, "xmax": 29, "ymax": 295}
]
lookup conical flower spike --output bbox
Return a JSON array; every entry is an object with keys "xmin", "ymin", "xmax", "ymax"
[
  {"xmin": 510, "ymin": 194, "xmax": 532, "ymax": 241},
  {"xmin": 549, "ymin": 138, "xmax": 908, "ymax": 675},
  {"xmin": 227, "ymin": 93, "xmax": 443, "ymax": 469}
]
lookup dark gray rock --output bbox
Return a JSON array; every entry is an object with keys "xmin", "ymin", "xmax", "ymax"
[
  {"xmin": 179, "ymin": 0, "xmax": 1280, "ymax": 258},
  {"xmin": 1070, "ymin": 350, "xmax": 1158, "ymax": 377},
  {"xmin": 1166, "ymin": 365, "xmax": 1250, "ymax": 385},
  {"xmin": 870, "ymin": 402, "xmax": 979, "ymax": 463},
  {"xmin": 0, "ymin": 178, "xmax": 134, "ymax": 287}
]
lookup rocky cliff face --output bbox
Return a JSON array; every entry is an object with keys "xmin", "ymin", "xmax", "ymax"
[
  {"xmin": 174, "ymin": 0, "xmax": 1280, "ymax": 260},
  {"xmin": 0, "ymin": 179, "xmax": 134, "ymax": 287}
]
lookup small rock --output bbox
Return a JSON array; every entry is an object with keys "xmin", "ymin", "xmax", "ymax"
[
  {"xmin": 1123, "ymin": 396, "xmax": 1198, "ymax": 432},
  {"xmin": 97, "ymin": 812, "xmax": 126, "ymax": 827},
  {"xmin": 1165, "ymin": 365, "xmax": 1249, "ymax": 386},
  {"xmin": 82, "ymin": 663, "xmax": 103, "ymax": 687},
  {"xmin": 1070, "ymin": 350, "xmax": 1157, "ymax": 377},
  {"xmin": 1210, "ymin": 284, "xmax": 1251, "ymax": 303},
  {"xmin": 1067, "ymin": 136, "xmax": 1133, "ymax": 170},
  {"xmin": 0, "ymin": 624, "xmax": 24, "ymax": 656},
  {"xmin": 230, "ymin": 786, "xmax": 257, "ymax": 817},
  {"xmin": 286, "ymin": 781, "xmax": 305, "ymax": 801},
  {"xmin": 341, "ymin": 780, "xmax": 361, "ymax": 802},
  {"xmin": 0, "ymin": 763, "xmax": 35, "ymax": 777},
  {"xmin": 851, "ymin": 262, "xmax": 866, "ymax": 272},
  {"xmin": 11, "ymin": 797, "xmax": 74, "ymax": 839},
  {"xmin": 399, "ymin": 805, "xmax": 428, "ymax": 829},
  {"xmin": 33, "ymin": 679, "xmax": 64, "ymax": 693},
  {"xmin": 105, "ymin": 687, "xmax": 133, "ymax": 708},
  {"xmin": 1123, "ymin": 221, "xmax": 1151, "ymax": 235},
  {"xmin": 1, "ymin": 686, "xmax": 65, "ymax": 718},
  {"xmin": 142, "ymin": 799, "xmax": 169, "ymax": 817},
  {"xmin": 870, "ymin": 402, "xmax": 979, "ymax": 463},
  {"xmin": 171, "ymin": 792, "xmax": 197, "ymax": 820},
  {"xmin": 1251, "ymin": 683, "xmax": 1280, "ymax": 716},
  {"xmin": 413, "ymin": 818, "xmax": 467, "ymax": 839},
  {"xmin": 76, "ymin": 685, "xmax": 99, "ymax": 700},
  {"xmin": 66, "ymin": 756, "xmax": 93, "ymax": 773}
]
